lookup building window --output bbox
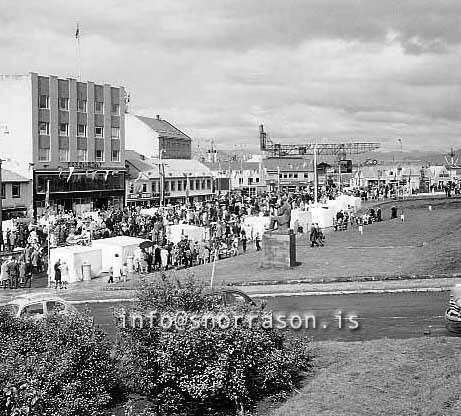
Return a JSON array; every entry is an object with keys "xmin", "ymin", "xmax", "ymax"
[
  {"xmin": 294, "ymin": 173, "xmax": 298, "ymax": 179},
  {"xmin": 239, "ymin": 178, "xmax": 243, "ymax": 185},
  {"xmin": 77, "ymin": 124, "xmax": 87, "ymax": 137},
  {"xmin": 111, "ymin": 149, "xmax": 120, "ymax": 162},
  {"xmin": 38, "ymin": 148, "xmax": 50, "ymax": 162},
  {"xmin": 207, "ymin": 179, "xmax": 211, "ymax": 189},
  {"xmin": 111, "ymin": 104, "xmax": 120, "ymax": 115},
  {"xmin": 59, "ymin": 123, "xmax": 69, "ymax": 136},
  {"xmin": 171, "ymin": 181, "xmax": 176, "ymax": 191},
  {"xmin": 190, "ymin": 180, "xmax": 194, "ymax": 191},
  {"xmin": 77, "ymin": 149, "xmax": 88, "ymax": 162},
  {"xmin": 304, "ymin": 173, "xmax": 308, "ymax": 179},
  {"xmin": 142, "ymin": 183, "xmax": 147, "ymax": 193},
  {"xmin": 256, "ymin": 177, "xmax": 260, "ymax": 183},
  {"xmin": 95, "ymin": 126, "xmax": 104, "ymax": 138},
  {"xmin": 77, "ymin": 99, "xmax": 87, "ymax": 112},
  {"xmin": 39, "ymin": 95, "xmax": 49, "ymax": 109},
  {"xmin": 59, "ymin": 148, "xmax": 69, "ymax": 162},
  {"xmin": 12, "ymin": 184, "xmax": 20, "ymax": 199},
  {"xmin": 59, "ymin": 97, "xmax": 69, "ymax": 110},
  {"xmin": 94, "ymin": 101, "xmax": 104, "ymax": 113},
  {"xmin": 178, "ymin": 181, "xmax": 182, "ymax": 191},
  {"xmin": 129, "ymin": 183, "xmax": 134, "ymax": 194},
  {"xmin": 1, "ymin": 184, "xmax": 5, "ymax": 199},
  {"xmin": 95, "ymin": 149, "xmax": 104, "ymax": 162},
  {"xmin": 111, "ymin": 127, "xmax": 120, "ymax": 139},
  {"xmin": 38, "ymin": 122, "xmax": 49, "ymax": 135}
]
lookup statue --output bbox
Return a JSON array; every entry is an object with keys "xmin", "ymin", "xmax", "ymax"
[{"xmin": 268, "ymin": 198, "xmax": 292, "ymax": 233}]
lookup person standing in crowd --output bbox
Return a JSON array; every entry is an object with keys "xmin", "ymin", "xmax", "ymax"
[
  {"xmin": 241, "ymin": 230, "xmax": 247, "ymax": 253},
  {"xmin": 54, "ymin": 259, "xmax": 62, "ymax": 289},
  {"xmin": 310, "ymin": 225, "xmax": 319, "ymax": 247},
  {"xmin": 255, "ymin": 233, "xmax": 261, "ymax": 251},
  {"xmin": 160, "ymin": 246, "xmax": 169, "ymax": 270},
  {"xmin": 59, "ymin": 261, "xmax": 69, "ymax": 289},
  {"xmin": 113, "ymin": 253, "xmax": 122, "ymax": 282}
]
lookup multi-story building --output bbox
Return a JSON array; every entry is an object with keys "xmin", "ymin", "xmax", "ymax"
[
  {"xmin": 0, "ymin": 72, "xmax": 126, "ymax": 216},
  {"xmin": 263, "ymin": 157, "xmax": 312, "ymax": 192},
  {"xmin": 1, "ymin": 168, "xmax": 33, "ymax": 220},
  {"xmin": 125, "ymin": 150, "xmax": 213, "ymax": 206},
  {"xmin": 125, "ymin": 114, "xmax": 192, "ymax": 160}
]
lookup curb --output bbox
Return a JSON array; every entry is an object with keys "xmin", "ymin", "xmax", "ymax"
[
  {"xmin": 253, "ymin": 287, "xmax": 449, "ymax": 297},
  {"xmin": 226, "ymin": 274, "xmax": 461, "ymax": 287}
]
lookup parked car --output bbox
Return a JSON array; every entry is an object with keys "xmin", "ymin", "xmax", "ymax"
[
  {"xmin": 445, "ymin": 284, "xmax": 461, "ymax": 333},
  {"xmin": 2, "ymin": 294, "xmax": 78, "ymax": 321},
  {"xmin": 208, "ymin": 288, "xmax": 259, "ymax": 307}
]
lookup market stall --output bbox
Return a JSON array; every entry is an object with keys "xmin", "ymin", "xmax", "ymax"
[
  {"xmin": 49, "ymin": 245, "xmax": 102, "ymax": 283},
  {"xmin": 166, "ymin": 224, "xmax": 204, "ymax": 244},
  {"xmin": 91, "ymin": 236, "xmax": 146, "ymax": 272}
]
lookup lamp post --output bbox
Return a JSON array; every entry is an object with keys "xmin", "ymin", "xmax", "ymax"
[{"xmin": 0, "ymin": 125, "xmax": 9, "ymax": 252}]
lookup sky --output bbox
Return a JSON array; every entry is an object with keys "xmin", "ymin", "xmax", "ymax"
[{"xmin": 1, "ymin": 0, "xmax": 461, "ymax": 152}]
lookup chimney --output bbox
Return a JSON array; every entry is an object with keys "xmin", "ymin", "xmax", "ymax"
[{"xmin": 156, "ymin": 114, "xmax": 160, "ymax": 120}]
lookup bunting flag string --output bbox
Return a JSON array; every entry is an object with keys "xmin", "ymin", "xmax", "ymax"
[{"xmin": 67, "ymin": 166, "xmax": 75, "ymax": 183}]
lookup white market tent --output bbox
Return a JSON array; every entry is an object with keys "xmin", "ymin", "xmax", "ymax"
[
  {"xmin": 49, "ymin": 245, "xmax": 102, "ymax": 283},
  {"xmin": 91, "ymin": 236, "xmax": 147, "ymax": 272},
  {"xmin": 166, "ymin": 224, "xmax": 204, "ymax": 244}
]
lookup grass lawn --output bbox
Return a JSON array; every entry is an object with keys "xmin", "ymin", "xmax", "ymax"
[
  {"xmin": 263, "ymin": 337, "xmax": 461, "ymax": 416},
  {"xmin": 182, "ymin": 197, "xmax": 461, "ymax": 285}
]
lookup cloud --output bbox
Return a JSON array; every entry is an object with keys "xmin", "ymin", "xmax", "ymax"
[{"xmin": 1, "ymin": 0, "xmax": 461, "ymax": 151}]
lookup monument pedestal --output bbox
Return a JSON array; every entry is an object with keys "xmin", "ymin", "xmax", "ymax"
[{"xmin": 259, "ymin": 230, "xmax": 296, "ymax": 268}]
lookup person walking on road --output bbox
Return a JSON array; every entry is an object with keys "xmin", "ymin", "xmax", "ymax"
[{"xmin": 54, "ymin": 259, "xmax": 62, "ymax": 289}]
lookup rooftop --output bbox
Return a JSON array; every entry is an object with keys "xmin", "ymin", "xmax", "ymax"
[
  {"xmin": 135, "ymin": 115, "xmax": 192, "ymax": 141},
  {"xmin": 2, "ymin": 168, "xmax": 30, "ymax": 182}
]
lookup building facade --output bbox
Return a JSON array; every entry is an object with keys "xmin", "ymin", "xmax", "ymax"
[
  {"xmin": 1, "ymin": 168, "xmax": 33, "ymax": 220},
  {"xmin": 125, "ymin": 114, "xmax": 192, "ymax": 160},
  {"xmin": 125, "ymin": 150, "xmax": 213, "ymax": 206},
  {"xmin": 0, "ymin": 73, "xmax": 126, "ymax": 216}
]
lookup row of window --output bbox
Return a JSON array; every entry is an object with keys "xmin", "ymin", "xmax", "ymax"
[
  {"xmin": 238, "ymin": 177, "xmax": 261, "ymax": 185},
  {"xmin": 38, "ymin": 148, "xmax": 120, "ymax": 163},
  {"xmin": 39, "ymin": 95, "xmax": 120, "ymax": 115},
  {"xmin": 278, "ymin": 173, "xmax": 309, "ymax": 179},
  {"xmin": 38, "ymin": 122, "xmax": 120, "ymax": 138},
  {"xmin": 1, "ymin": 183, "xmax": 21, "ymax": 199},
  {"xmin": 129, "ymin": 179, "xmax": 212, "ymax": 194}
]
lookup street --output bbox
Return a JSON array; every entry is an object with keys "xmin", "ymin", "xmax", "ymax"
[{"xmin": 77, "ymin": 291, "xmax": 454, "ymax": 342}]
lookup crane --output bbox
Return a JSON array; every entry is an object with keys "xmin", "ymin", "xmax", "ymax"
[{"xmin": 259, "ymin": 124, "xmax": 381, "ymax": 158}]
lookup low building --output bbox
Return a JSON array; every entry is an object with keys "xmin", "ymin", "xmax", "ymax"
[
  {"xmin": 1, "ymin": 168, "xmax": 33, "ymax": 219},
  {"xmin": 263, "ymin": 158, "xmax": 312, "ymax": 192},
  {"xmin": 125, "ymin": 150, "xmax": 213, "ymax": 206},
  {"xmin": 204, "ymin": 160, "xmax": 266, "ymax": 196},
  {"xmin": 125, "ymin": 114, "xmax": 192, "ymax": 160}
]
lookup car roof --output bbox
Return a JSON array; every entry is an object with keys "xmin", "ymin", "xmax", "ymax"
[{"xmin": 8, "ymin": 294, "xmax": 69, "ymax": 306}]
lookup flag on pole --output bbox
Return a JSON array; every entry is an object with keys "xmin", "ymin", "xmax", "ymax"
[
  {"xmin": 75, "ymin": 24, "xmax": 80, "ymax": 39},
  {"xmin": 104, "ymin": 170, "xmax": 110, "ymax": 181},
  {"xmin": 67, "ymin": 166, "xmax": 74, "ymax": 183}
]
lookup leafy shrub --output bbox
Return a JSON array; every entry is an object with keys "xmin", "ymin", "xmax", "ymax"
[
  {"xmin": 118, "ymin": 274, "xmax": 312, "ymax": 415},
  {"xmin": 0, "ymin": 308, "xmax": 124, "ymax": 416}
]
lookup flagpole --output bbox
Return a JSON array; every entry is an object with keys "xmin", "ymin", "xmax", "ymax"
[
  {"xmin": 75, "ymin": 23, "xmax": 82, "ymax": 81},
  {"xmin": 45, "ymin": 180, "xmax": 52, "ymax": 288}
]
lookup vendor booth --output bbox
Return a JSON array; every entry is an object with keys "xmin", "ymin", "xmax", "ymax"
[
  {"xmin": 92, "ymin": 236, "xmax": 146, "ymax": 272},
  {"xmin": 166, "ymin": 224, "xmax": 204, "ymax": 244},
  {"xmin": 49, "ymin": 245, "xmax": 102, "ymax": 283},
  {"xmin": 242, "ymin": 216, "xmax": 271, "ymax": 240},
  {"xmin": 309, "ymin": 206, "xmax": 335, "ymax": 229},
  {"xmin": 290, "ymin": 209, "xmax": 312, "ymax": 233}
]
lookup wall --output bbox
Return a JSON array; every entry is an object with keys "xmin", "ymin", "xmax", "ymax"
[
  {"xmin": 0, "ymin": 75, "xmax": 33, "ymax": 178},
  {"xmin": 125, "ymin": 113, "xmax": 160, "ymax": 158},
  {"xmin": 1, "ymin": 181, "xmax": 33, "ymax": 212}
]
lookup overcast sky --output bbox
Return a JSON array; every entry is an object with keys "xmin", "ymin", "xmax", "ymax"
[{"xmin": 1, "ymin": 0, "xmax": 461, "ymax": 151}]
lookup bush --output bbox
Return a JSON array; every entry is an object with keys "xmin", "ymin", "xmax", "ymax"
[
  {"xmin": 118, "ymin": 274, "xmax": 312, "ymax": 415},
  {"xmin": 0, "ymin": 308, "xmax": 124, "ymax": 416}
]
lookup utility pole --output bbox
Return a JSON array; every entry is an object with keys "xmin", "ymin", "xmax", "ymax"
[
  {"xmin": 0, "ymin": 159, "xmax": 3, "ymax": 252},
  {"xmin": 313, "ymin": 143, "xmax": 318, "ymax": 203}
]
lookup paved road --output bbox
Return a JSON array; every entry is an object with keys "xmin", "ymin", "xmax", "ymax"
[{"xmin": 75, "ymin": 291, "xmax": 455, "ymax": 342}]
